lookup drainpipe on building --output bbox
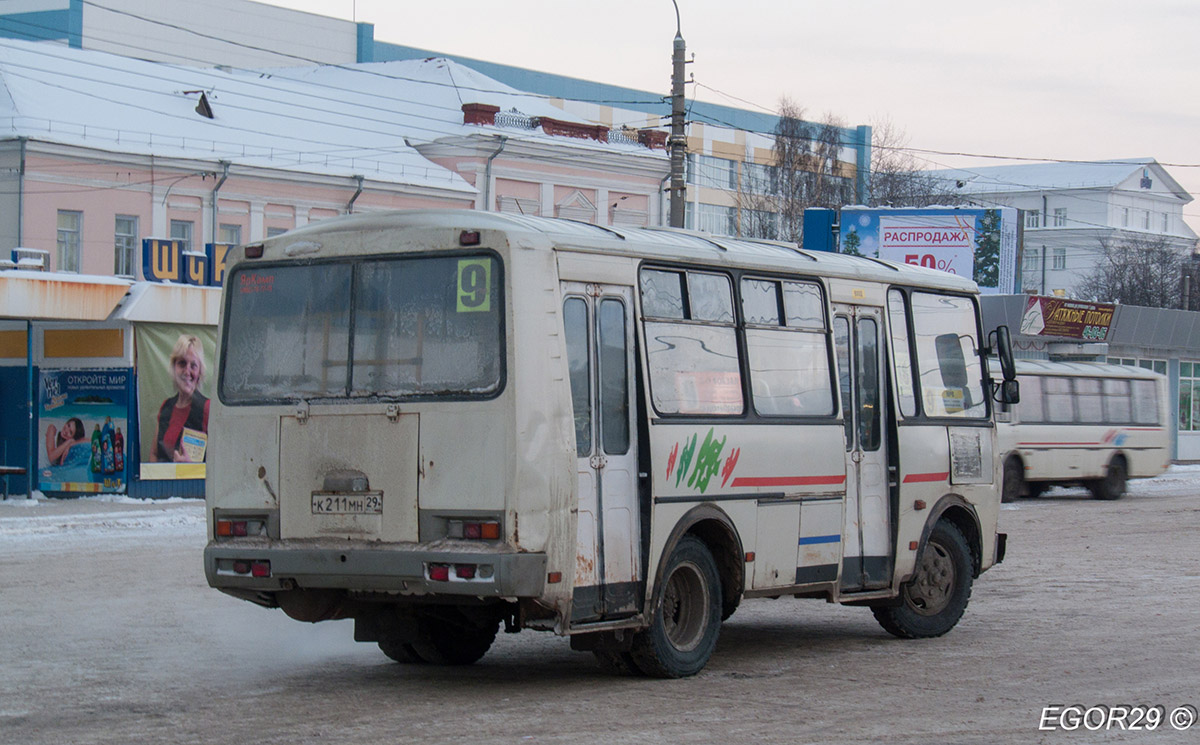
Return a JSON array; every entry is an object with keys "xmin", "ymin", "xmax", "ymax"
[
  {"xmin": 346, "ymin": 175, "xmax": 364, "ymax": 214},
  {"xmin": 210, "ymin": 161, "xmax": 230, "ymax": 248},
  {"xmin": 482, "ymin": 136, "xmax": 508, "ymax": 211}
]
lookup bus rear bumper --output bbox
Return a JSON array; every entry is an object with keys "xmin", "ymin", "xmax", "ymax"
[{"xmin": 204, "ymin": 540, "xmax": 548, "ymax": 599}]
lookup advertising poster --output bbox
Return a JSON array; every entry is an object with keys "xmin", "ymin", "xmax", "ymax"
[
  {"xmin": 38, "ymin": 368, "xmax": 130, "ymax": 493},
  {"xmin": 839, "ymin": 207, "xmax": 1020, "ymax": 294},
  {"xmin": 1019, "ymin": 296, "xmax": 1115, "ymax": 341},
  {"xmin": 136, "ymin": 323, "xmax": 217, "ymax": 480}
]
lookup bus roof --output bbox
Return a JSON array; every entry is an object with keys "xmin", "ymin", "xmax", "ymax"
[
  {"xmin": 268, "ymin": 209, "xmax": 980, "ymax": 293},
  {"xmin": 1015, "ymin": 359, "xmax": 1165, "ymax": 380}
]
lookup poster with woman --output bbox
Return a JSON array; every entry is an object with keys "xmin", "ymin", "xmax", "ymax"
[
  {"xmin": 38, "ymin": 369, "xmax": 130, "ymax": 493},
  {"xmin": 136, "ymin": 324, "xmax": 217, "ymax": 480}
]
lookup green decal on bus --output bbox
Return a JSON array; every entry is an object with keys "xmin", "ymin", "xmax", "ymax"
[{"xmin": 457, "ymin": 259, "xmax": 491, "ymax": 313}]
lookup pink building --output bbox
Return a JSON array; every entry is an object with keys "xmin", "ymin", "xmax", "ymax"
[{"xmin": 0, "ymin": 40, "xmax": 670, "ymax": 278}]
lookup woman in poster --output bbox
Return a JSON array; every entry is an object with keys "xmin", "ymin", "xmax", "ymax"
[
  {"xmin": 44, "ymin": 417, "xmax": 88, "ymax": 466},
  {"xmin": 151, "ymin": 334, "xmax": 210, "ymax": 462}
]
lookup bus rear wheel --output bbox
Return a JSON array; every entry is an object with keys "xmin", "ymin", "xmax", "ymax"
[
  {"xmin": 629, "ymin": 535, "xmax": 722, "ymax": 678},
  {"xmin": 872, "ymin": 521, "xmax": 973, "ymax": 639},
  {"xmin": 1088, "ymin": 456, "xmax": 1127, "ymax": 500},
  {"xmin": 407, "ymin": 610, "xmax": 499, "ymax": 666}
]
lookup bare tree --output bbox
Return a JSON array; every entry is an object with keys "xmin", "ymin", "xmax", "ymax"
[
  {"xmin": 1076, "ymin": 234, "xmax": 1192, "ymax": 308},
  {"xmin": 734, "ymin": 99, "xmax": 855, "ymax": 246},
  {"xmin": 868, "ymin": 117, "xmax": 956, "ymax": 208}
]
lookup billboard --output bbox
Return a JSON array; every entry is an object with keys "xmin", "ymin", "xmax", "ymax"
[
  {"xmin": 38, "ymin": 368, "xmax": 130, "ymax": 493},
  {"xmin": 839, "ymin": 207, "xmax": 1020, "ymax": 294},
  {"xmin": 1019, "ymin": 296, "xmax": 1115, "ymax": 341},
  {"xmin": 135, "ymin": 323, "xmax": 217, "ymax": 480}
]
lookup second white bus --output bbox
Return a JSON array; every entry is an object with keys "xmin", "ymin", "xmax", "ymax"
[{"xmin": 998, "ymin": 360, "xmax": 1169, "ymax": 501}]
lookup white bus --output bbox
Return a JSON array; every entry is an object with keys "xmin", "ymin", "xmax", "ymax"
[
  {"xmin": 998, "ymin": 360, "xmax": 1169, "ymax": 502},
  {"xmin": 204, "ymin": 210, "xmax": 1019, "ymax": 677}
]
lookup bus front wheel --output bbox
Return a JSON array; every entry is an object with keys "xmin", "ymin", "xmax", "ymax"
[
  {"xmin": 1001, "ymin": 457, "xmax": 1024, "ymax": 503},
  {"xmin": 872, "ymin": 521, "xmax": 973, "ymax": 639},
  {"xmin": 629, "ymin": 535, "xmax": 722, "ymax": 678},
  {"xmin": 1088, "ymin": 456, "xmax": 1127, "ymax": 500}
]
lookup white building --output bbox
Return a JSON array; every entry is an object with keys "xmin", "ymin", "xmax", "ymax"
[{"xmin": 933, "ymin": 159, "xmax": 1197, "ymax": 298}]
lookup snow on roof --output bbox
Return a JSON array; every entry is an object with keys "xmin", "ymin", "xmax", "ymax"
[
  {"xmin": 0, "ymin": 41, "xmax": 655, "ymax": 188},
  {"xmin": 929, "ymin": 159, "xmax": 1192, "ymax": 202}
]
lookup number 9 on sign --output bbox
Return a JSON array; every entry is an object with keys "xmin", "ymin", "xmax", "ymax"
[{"xmin": 457, "ymin": 258, "xmax": 491, "ymax": 312}]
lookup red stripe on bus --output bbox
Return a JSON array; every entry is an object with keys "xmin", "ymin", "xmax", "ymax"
[
  {"xmin": 730, "ymin": 475, "xmax": 846, "ymax": 488},
  {"xmin": 902, "ymin": 471, "xmax": 949, "ymax": 483},
  {"xmin": 1018, "ymin": 441, "xmax": 1101, "ymax": 447}
]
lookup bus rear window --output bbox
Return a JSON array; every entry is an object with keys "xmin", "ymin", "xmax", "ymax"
[{"xmin": 220, "ymin": 255, "xmax": 503, "ymax": 403}]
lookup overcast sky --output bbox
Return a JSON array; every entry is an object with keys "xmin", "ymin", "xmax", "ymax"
[{"xmin": 267, "ymin": 0, "xmax": 1200, "ymax": 233}]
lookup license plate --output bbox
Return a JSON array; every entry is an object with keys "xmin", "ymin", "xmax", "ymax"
[{"xmin": 311, "ymin": 491, "xmax": 383, "ymax": 515}]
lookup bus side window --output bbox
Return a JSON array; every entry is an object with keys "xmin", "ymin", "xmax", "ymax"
[
  {"xmin": 886, "ymin": 289, "xmax": 917, "ymax": 417},
  {"xmin": 1103, "ymin": 378, "xmax": 1131, "ymax": 423},
  {"xmin": 1133, "ymin": 379, "xmax": 1159, "ymax": 424},
  {"xmin": 641, "ymin": 268, "xmax": 742, "ymax": 416}
]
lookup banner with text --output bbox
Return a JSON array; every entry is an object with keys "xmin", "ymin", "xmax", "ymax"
[
  {"xmin": 839, "ymin": 207, "xmax": 1020, "ymax": 293},
  {"xmin": 1019, "ymin": 296, "xmax": 1115, "ymax": 340}
]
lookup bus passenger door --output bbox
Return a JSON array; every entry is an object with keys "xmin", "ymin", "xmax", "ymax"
[
  {"xmin": 562, "ymin": 283, "xmax": 641, "ymax": 623},
  {"xmin": 833, "ymin": 305, "xmax": 893, "ymax": 591}
]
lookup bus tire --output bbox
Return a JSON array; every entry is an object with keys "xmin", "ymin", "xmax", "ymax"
[
  {"xmin": 1001, "ymin": 457, "xmax": 1024, "ymax": 503},
  {"xmin": 872, "ymin": 520, "xmax": 973, "ymax": 639},
  {"xmin": 378, "ymin": 639, "xmax": 426, "ymax": 664},
  {"xmin": 410, "ymin": 612, "xmax": 499, "ymax": 666},
  {"xmin": 629, "ymin": 535, "xmax": 722, "ymax": 678},
  {"xmin": 1089, "ymin": 456, "xmax": 1127, "ymax": 500}
]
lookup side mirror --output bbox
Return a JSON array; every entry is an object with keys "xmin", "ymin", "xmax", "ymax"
[
  {"xmin": 998, "ymin": 378, "xmax": 1020, "ymax": 405},
  {"xmin": 990, "ymin": 325, "xmax": 1017, "ymax": 382}
]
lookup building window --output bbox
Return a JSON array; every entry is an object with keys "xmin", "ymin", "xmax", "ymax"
[
  {"xmin": 266, "ymin": 227, "xmax": 288, "ymax": 238},
  {"xmin": 218, "ymin": 224, "xmax": 242, "ymax": 246},
  {"xmin": 1161, "ymin": 213, "xmax": 1169, "ymax": 232},
  {"xmin": 1024, "ymin": 250, "xmax": 1040, "ymax": 271},
  {"xmin": 1025, "ymin": 210, "xmax": 1041, "ymax": 228},
  {"xmin": 742, "ymin": 161, "xmax": 777, "ymax": 195},
  {"xmin": 1142, "ymin": 210, "xmax": 1151, "ymax": 230},
  {"xmin": 57, "ymin": 210, "xmax": 82, "ymax": 272},
  {"xmin": 1053, "ymin": 208, "xmax": 1067, "ymax": 227},
  {"xmin": 170, "ymin": 219, "xmax": 194, "ymax": 252},
  {"xmin": 687, "ymin": 154, "xmax": 738, "ymax": 191},
  {"xmin": 1181, "ymin": 362, "xmax": 1200, "ymax": 431},
  {"xmin": 1121, "ymin": 207, "xmax": 1129, "ymax": 226},
  {"xmin": 1052, "ymin": 247, "xmax": 1066, "ymax": 270},
  {"xmin": 688, "ymin": 203, "xmax": 737, "ymax": 236},
  {"xmin": 114, "ymin": 215, "xmax": 137, "ymax": 276}
]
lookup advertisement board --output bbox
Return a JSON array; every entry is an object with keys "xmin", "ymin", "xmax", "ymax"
[
  {"xmin": 38, "ymin": 368, "xmax": 130, "ymax": 493},
  {"xmin": 839, "ymin": 207, "xmax": 1020, "ymax": 293},
  {"xmin": 135, "ymin": 323, "xmax": 217, "ymax": 480},
  {"xmin": 1019, "ymin": 296, "xmax": 1115, "ymax": 340}
]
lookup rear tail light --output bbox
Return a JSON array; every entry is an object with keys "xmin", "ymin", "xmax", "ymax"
[
  {"xmin": 427, "ymin": 563, "xmax": 492, "ymax": 581},
  {"xmin": 215, "ymin": 518, "xmax": 266, "ymax": 539},
  {"xmin": 447, "ymin": 519, "xmax": 501, "ymax": 540},
  {"xmin": 250, "ymin": 561, "xmax": 271, "ymax": 578}
]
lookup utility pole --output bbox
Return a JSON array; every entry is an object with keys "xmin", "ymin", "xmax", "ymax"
[{"xmin": 668, "ymin": 1, "xmax": 687, "ymax": 228}]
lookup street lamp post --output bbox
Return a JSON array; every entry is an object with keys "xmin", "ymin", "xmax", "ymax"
[{"xmin": 668, "ymin": 0, "xmax": 687, "ymax": 228}]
